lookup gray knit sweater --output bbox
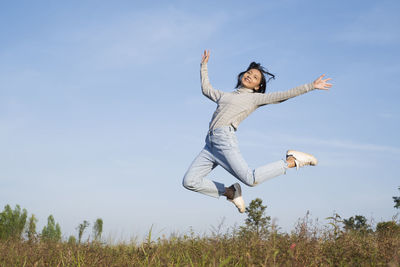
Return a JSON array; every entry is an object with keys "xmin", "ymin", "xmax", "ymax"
[{"xmin": 201, "ymin": 63, "xmax": 315, "ymax": 131}]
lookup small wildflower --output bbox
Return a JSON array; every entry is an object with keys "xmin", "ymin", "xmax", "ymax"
[{"xmin": 290, "ymin": 243, "xmax": 296, "ymax": 250}]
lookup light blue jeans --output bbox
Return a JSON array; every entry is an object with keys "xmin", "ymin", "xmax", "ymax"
[{"xmin": 183, "ymin": 126, "xmax": 288, "ymax": 198}]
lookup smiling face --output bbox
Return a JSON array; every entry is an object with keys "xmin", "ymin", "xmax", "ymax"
[{"xmin": 241, "ymin": 68, "xmax": 262, "ymax": 90}]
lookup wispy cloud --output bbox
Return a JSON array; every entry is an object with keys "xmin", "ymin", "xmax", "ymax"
[
  {"xmin": 240, "ymin": 130, "xmax": 400, "ymax": 155},
  {"xmin": 53, "ymin": 8, "xmax": 227, "ymax": 69},
  {"xmin": 0, "ymin": 7, "xmax": 228, "ymax": 73},
  {"xmin": 378, "ymin": 112, "xmax": 398, "ymax": 120},
  {"xmin": 293, "ymin": 136, "xmax": 400, "ymax": 154}
]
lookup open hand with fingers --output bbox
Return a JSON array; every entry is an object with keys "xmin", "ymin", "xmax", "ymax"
[
  {"xmin": 201, "ymin": 50, "xmax": 210, "ymax": 64},
  {"xmin": 313, "ymin": 74, "xmax": 332, "ymax": 90}
]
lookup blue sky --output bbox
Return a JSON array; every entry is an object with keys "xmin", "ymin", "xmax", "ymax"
[{"xmin": 1, "ymin": 0, "xmax": 399, "ymax": 241}]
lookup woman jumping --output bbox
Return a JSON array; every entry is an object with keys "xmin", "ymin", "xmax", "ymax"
[{"xmin": 182, "ymin": 50, "xmax": 332, "ymax": 213}]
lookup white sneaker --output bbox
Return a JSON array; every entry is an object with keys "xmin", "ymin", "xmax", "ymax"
[
  {"xmin": 228, "ymin": 183, "xmax": 245, "ymax": 213},
  {"xmin": 286, "ymin": 150, "xmax": 318, "ymax": 170}
]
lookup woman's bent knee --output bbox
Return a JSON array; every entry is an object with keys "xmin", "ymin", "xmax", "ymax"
[
  {"xmin": 235, "ymin": 170, "xmax": 256, "ymax": 187},
  {"xmin": 182, "ymin": 174, "xmax": 198, "ymax": 191}
]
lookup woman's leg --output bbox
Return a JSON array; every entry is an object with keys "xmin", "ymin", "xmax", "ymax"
[
  {"xmin": 182, "ymin": 146, "xmax": 225, "ymax": 198},
  {"xmin": 183, "ymin": 144, "xmax": 246, "ymax": 212},
  {"xmin": 210, "ymin": 130, "xmax": 287, "ymax": 187},
  {"xmin": 216, "ymin": 147, "xmax": 287, "ymax": 187}
]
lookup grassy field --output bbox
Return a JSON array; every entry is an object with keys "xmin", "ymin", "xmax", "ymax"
[
  {"xmin": 1, "ymin": 221, "xmax": 399, "ymax": 266},
  {"xmin": 1, "ymin": 198, "xmax": 399, "ymax": 266}
]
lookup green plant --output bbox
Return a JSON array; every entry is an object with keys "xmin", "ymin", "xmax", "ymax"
[
  {"xmin": 41, "ymin": 215, "xmax": 62, "ymax": 242},
  {"xmin": 376, "ymin": 221, "xmax": 400, "ymax": 235},
  {"xmin": 26, "ymin": 214, "xmax": 38, "ymax": 242},
  {"xmin": 68, "ymin": 235, "xmax": 77, "ymax": 245},
  {"xmin": 93, "ymin": 218, "xmax": 103, "ymax": 242},
  {"xmin": 326, "ymin": 213, "xmax": 343, "ymax": 238},
  {"xmin": 393, "ymin": 186, "xmax": 400, "ymax": 209},
  {"xmin": 77, "ymin": 220, "xmax": 90, "ymax": 244},
  {"xmin": 240, "ymin": 198, "xmax": 270, "ymax": 238},
  {"xmin": 343, "ymin": 215, "xmax": 371, "ymax": 233},
  {"xmin": 0, "ymin": 204, "xmax": 28, "ymax": 240}
]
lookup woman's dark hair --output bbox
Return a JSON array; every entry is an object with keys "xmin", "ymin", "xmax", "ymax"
[{"xmin": 235, "ymin": 62, "xmax": 275, "ymax": 93}]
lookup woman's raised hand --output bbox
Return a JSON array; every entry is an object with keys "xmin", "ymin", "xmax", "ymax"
[
  {"xmin": 313, "ymin": 74, "xmax": 332, "ymax": 90},
  {"xmin": 201, "ymin": 50, "xmax": 210, "ymax": 64}
]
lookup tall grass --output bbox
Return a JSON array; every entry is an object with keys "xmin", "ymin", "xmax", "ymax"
[{"xmin": 1, "ymin": 219, "xmax": 399, "ymax": 266}]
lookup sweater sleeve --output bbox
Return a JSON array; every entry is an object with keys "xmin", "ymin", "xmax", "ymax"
[
  {"xmin": 253, "ymin": 83, "xmax": 315, "ymax": 106},
  {"xmin": 201, "ymin": 63, "xmax": 224, "ymax": 102}
]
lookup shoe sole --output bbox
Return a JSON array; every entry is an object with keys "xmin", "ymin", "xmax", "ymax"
[
  {"xmin": 287, "ymin": 150, "xmax": 318, "ymax": 166},
  {"xmin": 230, "ymin": 183, "xmax": 245, "ymax": 213}
]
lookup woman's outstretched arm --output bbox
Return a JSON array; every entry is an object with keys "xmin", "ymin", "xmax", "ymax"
[
  {"xmin": 254, "ymin": 74, "xmax": 332, "ymax": 106},
  {"xmin": 200, "ymin": 50, "xmax": 224, "ymax": 102}
]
